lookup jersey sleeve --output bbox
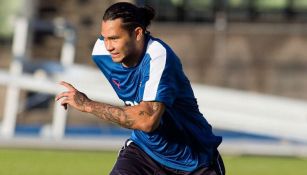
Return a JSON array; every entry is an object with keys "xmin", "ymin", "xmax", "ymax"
[
  {"xmin": 91, "ymin": 36, "xmax": 113, "ymax": 79},
  {"xmin": 141, "ymin": 42, "xmax": 178, "ymax": 107}
]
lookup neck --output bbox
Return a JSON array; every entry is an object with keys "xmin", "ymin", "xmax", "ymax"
[{"xmin": 122, "ymin": 36, "xmax": 146, "ymax": 68}]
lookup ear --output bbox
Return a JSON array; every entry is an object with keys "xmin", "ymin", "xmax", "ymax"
[{"xmin": 134, "ymin": 27, "xmax": 144, "ymax": 41}]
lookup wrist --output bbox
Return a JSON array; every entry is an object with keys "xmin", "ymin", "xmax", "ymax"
[{"xmin": 83, "ymin": 99, "xmax": 93, "ymax": 113}]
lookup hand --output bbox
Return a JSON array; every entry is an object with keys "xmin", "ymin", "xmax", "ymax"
[{"xmin": 55, "ymin": 81, "xmax": 91, "ymax": 112}]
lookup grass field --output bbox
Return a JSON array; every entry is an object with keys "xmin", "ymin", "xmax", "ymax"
[{"xmin": 1, "ymin": 149, "xmax": 307, "ymax": 175}]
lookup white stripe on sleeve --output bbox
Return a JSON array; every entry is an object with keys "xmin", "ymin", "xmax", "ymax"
[
  {"xmin": 92, "ymin": 38, "xmax": 110, "ymax": 56},
  {"xmin": 143, "ymin": 41, "xmax": 167, "ymax": 101}
]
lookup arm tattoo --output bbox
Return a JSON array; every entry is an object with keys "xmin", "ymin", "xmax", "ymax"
[
  {"xmin": 90, "ymin": 102, "xmax": 135, "ymax": 129},
  {"xmin": 73, "ymin": 92, "xmax": 91, "ymax": 112},
  {"xmin": 88, "ymin": 101, "xmax": 162, "ymax": 130},
  {"xmin": 152, "ymin": 102, "xmax": 160, "ymax": 112},
  {"xmin": 74, "ymin": 92, "xmax": 87, "ymax": 105},
  {"xmin": 139, "ymin": 110, "xmax": 151, "ymax": 116},
  {"xmin": 138, "ymin": 102, "xmax": 160, "ymax": 117}
]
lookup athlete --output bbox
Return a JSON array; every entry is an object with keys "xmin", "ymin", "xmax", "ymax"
[{"xmin": 56, "ymin": 2, "xmax": 225, "ymax": 175}]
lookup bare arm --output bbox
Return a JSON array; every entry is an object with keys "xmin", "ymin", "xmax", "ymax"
[{"xmin": 55, "ymin": 81, "xmax": 165, "ymax": 132}]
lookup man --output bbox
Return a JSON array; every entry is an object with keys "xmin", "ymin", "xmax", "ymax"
[{"xmin": 56, "ymin": 2, "xmax": 225, "ymax": 175}]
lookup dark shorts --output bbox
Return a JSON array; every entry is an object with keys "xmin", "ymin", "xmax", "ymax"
[{"xmin": 110, "ymin": 140, "xmax": 225, "ymax": 175}]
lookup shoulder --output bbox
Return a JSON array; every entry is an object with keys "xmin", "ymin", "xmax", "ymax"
[
  {"xmin": 146, "ymin": 37, "xmax": 168, "ymax": 60},
  {"xmin": 91, "ymin": 36, "xmax": 115, "ymax": 72},
  {"xmin": 145, "ymin": 37, "xmax": 180, "ymax": 69},
  {"xmin": 92, "ymin": 36, "xmax": 110, "ymax": 56}
]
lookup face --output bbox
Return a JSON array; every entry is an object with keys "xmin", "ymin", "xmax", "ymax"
[{"xmin": 101, "ymin": 19, "xmax": 140, "ymax": 64}]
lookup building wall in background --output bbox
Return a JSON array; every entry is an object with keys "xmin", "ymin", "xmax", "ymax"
[
  {"xmin": 1, "ymin": 0, "xmax": 306, "ymax": 101},
  {"xmin": 150, "ymin": 23, "xmax": 307, "ymax": 99},
  {"xmin": 27, "ymin": 0, "xmax": 307, "ymax": 100},
  {"xmin": 0, "ymin": 0, "xmax": 306, "ymax": 126}
]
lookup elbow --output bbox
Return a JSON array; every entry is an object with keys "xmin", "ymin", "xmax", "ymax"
[
  {"xmin": 143, "ymin": 126, "xmax": 157, "ymax": 133},
  {"xmin": 140, "ymin": 121, "xmax": 159, "ymax": 133}
]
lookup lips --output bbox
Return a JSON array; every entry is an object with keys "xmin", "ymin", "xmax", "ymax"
[{"xmin": 111, "ymin": 53, "xmax": 120, "ymax": 58}]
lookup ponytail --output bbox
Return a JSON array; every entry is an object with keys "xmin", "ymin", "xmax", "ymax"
[
  {"xmin": 103, "ymin": 2, "xmax": 155, "ymax": 33},
  {"xmin": 137, "ymin": 6, "xmax": 155, "ymax": 29}
]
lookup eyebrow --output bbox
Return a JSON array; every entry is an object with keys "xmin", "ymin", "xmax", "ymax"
[
  {"xmin": 107, "ymin": 36, "xmax": 119, "ymax": 39},
  {"xmin": 100, "ymin": 34, "xmax": 120, "ymax": 40}
]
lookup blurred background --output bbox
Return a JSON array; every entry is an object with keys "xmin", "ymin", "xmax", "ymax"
[{"xmin": 0, "ymin": 0, "xmax": 307, "ymax": 174}]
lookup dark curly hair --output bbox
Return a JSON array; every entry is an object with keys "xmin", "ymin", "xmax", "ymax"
[{"xmin": 103, "ymin": 2, "xmax": 155, "ymax": 34}]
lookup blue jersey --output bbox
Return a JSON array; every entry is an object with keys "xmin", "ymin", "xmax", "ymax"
[{"xmin": 92, "ymin": 35, "xmax": 222, "ymax": 172}]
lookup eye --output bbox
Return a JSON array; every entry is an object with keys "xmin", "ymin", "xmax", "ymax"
[{"xmin": 110, "ymin": 37, "xmax": 118, "ymax": 41}]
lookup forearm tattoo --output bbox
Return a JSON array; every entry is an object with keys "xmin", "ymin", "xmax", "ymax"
[
  {"xmin": 74, "ymin": 92, "xmax": 86, "ymax": 103},
  {"xmin": 152, "ymin": 102, "xmax": 160, "ymax": 112},
  {"xmin": 87, "ymin": 101, "xmax": 161, "ymax": 130},
  {"xmin": 90, "ymin": 102, "xmax": 135, "ymax": 129},
  {"xmin": 73, "ymin": 92, "xmax": 91, "ymax": 112},
  {"xmin": 74, "ymin": 93, "xmax": 86, "ymax": 105},
  {"xmin": 139, "ymin": 111, "xmax": 151, "ymax": 116},
  {"xmin": 139, "ymin": 102, "xmax": 160, "ymax": 116}
]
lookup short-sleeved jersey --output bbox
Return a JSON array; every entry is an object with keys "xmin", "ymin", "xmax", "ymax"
[{"xmin": 92, "ymin": 35, "xmax": 222, "ymax": 172}]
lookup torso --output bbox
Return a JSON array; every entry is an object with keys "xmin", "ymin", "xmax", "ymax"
[{"xmin": 92, "ymin": 35, "xmax": 222, "ymax": 172}]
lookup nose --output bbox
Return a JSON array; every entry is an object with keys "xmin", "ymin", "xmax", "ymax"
[{"xmin": 105, "ymin": 40, "xmax": 114, "ymax": 52}]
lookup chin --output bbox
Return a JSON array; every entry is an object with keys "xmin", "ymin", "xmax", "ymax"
[{"xmin": 111, "ymin": 56, "xmax": 124, "ymax": 63}]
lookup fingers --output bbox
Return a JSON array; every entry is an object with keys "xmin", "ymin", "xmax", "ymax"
[
  {"xmin": 61, "ymin": 99, "xmax": 69, "ymax": 110},
  {"xmin": 59, "ymin": 81, "xmax": 75, "ymax": 91},
  {"xmin": 56, "ymin": 81, "xmax": 82, "ymax": 111},
  {"xmin": 55, "ymin": 81, "xmax": 74, "ymax": 110},
  {"xmin": 55, "ymin": 81, "xmax": 76, "ymax": 101},
  {"xmin": 55, "ymin": 91, "xmax": 72, "ymax": 101},
  {"xmin": 63, "ymin": 103, "xmax": 67, "ymax": 110},
  {"xmin": 55, "ymin": 92, "xmax": 69, "ymax": 110}
]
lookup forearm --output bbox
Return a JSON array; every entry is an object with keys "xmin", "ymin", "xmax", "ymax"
[
  {"xmin": 84, "ymin": 100, "xmax": 164, "ymax": 132},
  {"xmin": 55, "ymin": 81, "xmax": 163, "ymax": 132},
  {"xmin": 85, "ymin": 100, "xmax": 135, "ymax": 129}
]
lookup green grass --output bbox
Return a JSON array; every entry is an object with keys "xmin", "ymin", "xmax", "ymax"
[
  {"xmin": 1, "ymin": 149, "xmax": 307, "ymax": 175},
  {"xmin": 224, "ymin": 155, "xmax": 307, "ymax": 175},
  {"xmin": 0, "ymin": 149, "xmax": 117, "ymax": 175}
]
